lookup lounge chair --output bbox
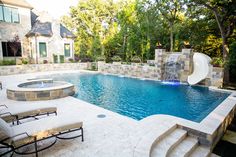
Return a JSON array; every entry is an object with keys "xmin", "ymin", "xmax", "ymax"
[
  {"xmin": 0, "ymin": 115, "xmax": 84, "ymax": 157},
  {"xmin": 0, "ymin": 104, "xmax": 57, "ymax": 125}
]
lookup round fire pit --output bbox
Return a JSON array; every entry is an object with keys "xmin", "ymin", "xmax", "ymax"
[{"xmin": 7, "ymin": 79, "xmax": 75, "ymax": 101}]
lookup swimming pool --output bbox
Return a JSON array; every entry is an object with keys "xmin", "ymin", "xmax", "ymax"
[{"xmin": 51, "ymin": 73, "xmax": 229, "ymax": 122}]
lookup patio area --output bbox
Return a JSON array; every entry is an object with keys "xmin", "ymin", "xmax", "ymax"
[{"xmin": 0, "ymin": 71, "xmax": 139, "ymax": 157}]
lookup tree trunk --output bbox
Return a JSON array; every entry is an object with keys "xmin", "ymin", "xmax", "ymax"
[
  {"xmin": 222, "ymin": 38, "xmax": 230, "ymax": 85},
  {"xmin": 170, "ymin": 22, "xmax": 174, "ymax": 52},
  {"xmin": 213, "ymin": 10, "xmax": 230, "ymax": 86},
  {"xmin": 123, "ymin": 34, "xmax": 127, "ymax": 61}
]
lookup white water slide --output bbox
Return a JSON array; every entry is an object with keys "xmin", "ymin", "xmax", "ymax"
[{"xmin": 187, "ymin": 53, "xmax": 212, "ymax": 85}]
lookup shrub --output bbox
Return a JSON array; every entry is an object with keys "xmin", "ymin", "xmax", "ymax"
[
  {"xmin": 59, "ymin": 55, "xmax": 65, "ymax": 63},
  {"xmin": 80, "ymin": 57, "xmax": 93, "ymax": 62},
  {"xmin": 211, "ymin": 57, "xmax": 224, "ymax": 67},
  {"xmin": 68, "ymin": 58, "xmax": 74, "ymax": 63},
  {"xmin": 0, "ymin": 60, "xmax": 16, "ymax": 66},
  {"xmin": 96, "ymin": 55, "xmax": 106, "ymax": 61},
  {"xmin": 131, "ymin": 56, "xmax": 142, "ymax": 63},
  {"xmin": 43, "ymin": 60, "xmax": 48, "ymax": 64},
  {"xmin": 21, "ymin": 58, "xmax": 28, "ymax": 64},
  {"xmin": 111, "ymin": 55, "xmax": 121, "ymax": 62},
  {"xmin": 74, "ymin": 55, "xmax": 80, "ymax": 62},
  {"xmin": 53, "ymin": 54, "xmax": 58, "ymax": 63}
]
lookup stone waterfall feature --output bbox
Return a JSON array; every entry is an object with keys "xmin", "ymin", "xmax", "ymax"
[{"xmin": 162, "ymin": 53, "xmax": 182, "ymax": 83}]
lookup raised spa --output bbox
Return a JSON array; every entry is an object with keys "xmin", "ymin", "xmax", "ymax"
[{"xmin": 7, "ymin": 79, "xmax": 75, "ymax": 101}]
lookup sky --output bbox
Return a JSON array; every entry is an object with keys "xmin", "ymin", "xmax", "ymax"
[{"xmin": 26, "ymin": 0, "xmax": 78, "ymax": 19}]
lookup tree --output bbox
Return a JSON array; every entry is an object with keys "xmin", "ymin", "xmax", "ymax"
[
  {"xmin": 189, "ymin": 0, "xmax": 236, "ymax": 84},
  {"xmin": 8, "ymin": 35, "xmax": 21, "ymax": 62},
  {"xmin": 154, "ymin": 0, "xmax": 186, "ymax": 52},
  {"xmin": 62, "ymin": 0, "xmax": 120, "ymax": 60}
]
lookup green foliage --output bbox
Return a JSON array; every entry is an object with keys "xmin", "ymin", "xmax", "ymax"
[
  {"xmin": 111, "ymin": 55, "xmax": 122, "ymax": 62},
  {"xmin": 131, "ymin": 56, "xmax": 142, "ymax": 63},
  {"xmin": 68, "ymin": 58, "xmax": 75, "ymax": 63},
  {"xmin": 21, "ymin": 58, "xmax": 29, "ymax": 65},
  {"xmin": 96, "ymin": 55, "xmax": 106, "ymax": 61},
  {"xmin": 211, "ymin": 57, "xmax": 224, "ymax": 67},
  {"xmin": 62, "ymin": 0, "xmax": 236, "ymax": 83},
  {"xmin": 0, "ymin": 60, "xmax": 16, "ymax": 66}
]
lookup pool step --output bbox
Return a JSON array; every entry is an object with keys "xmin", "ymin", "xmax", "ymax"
[
  {"xmin": 167, "ymin": 136, "xmax": 198, "ymax": 157},
  {"xmin": 150, "ymin": 128, "xmax": 187, "ymax": 157},
  {"xmin": 189, "ymin": 146, "xmax": 211, "ymax": 157},
  {"xmin": 133, "ymin": 124, "xmax": 177, "ymax": 157}
]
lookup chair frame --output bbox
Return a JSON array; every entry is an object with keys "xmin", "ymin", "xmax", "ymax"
[{"xmin": 0, "ymin": 126, "xmax": 84, "ymax": 157}]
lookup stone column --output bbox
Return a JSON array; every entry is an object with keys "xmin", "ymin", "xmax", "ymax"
[
  {"xmin": 97, "ymin": 61, "xmax": 105, "ymax": 72},
  {"xmin": 180, "ymin": 49, "xmax": 193, "ymax": 82},
  {"xmin": 155, "ymin": 49, "xmax": 166, "ymax": 80}
]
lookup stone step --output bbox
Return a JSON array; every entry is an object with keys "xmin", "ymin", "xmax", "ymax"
[
  {"xmin": 133, "ymin": 124, "xmax": 177, "ymax": 157},
  {"xmin": 167, "ymin": 136, "xmax": 198, "ymax": 157},
  {"xmin": 189, "ymin": 146, "xmax": 210, "ymax": 157},
  {"xmin": 151, "ymin": 128, "xmax": 187, "ymax": 157},
  {"xmin": 210, "ymin": 153, "xmax": 220, "ymax": 157}
]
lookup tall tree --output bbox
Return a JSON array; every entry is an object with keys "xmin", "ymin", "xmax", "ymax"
[
  {"xmin": 62, "ymin": 0, "xmax": 120, "ymax": 59},
  {"xmin": 189, "ymin": 0, "xmax": 236, "ymax": 84},
  {"xmin": 155, "ymin": 0, "xmax": 186, "ymax": 52}
]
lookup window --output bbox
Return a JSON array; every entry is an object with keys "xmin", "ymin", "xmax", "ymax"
[
  {"xmin": 0, "ymin": 5, "xmax": 20, "ymax": 23},
  {"xmin": 3, "ymin": 7, "xmax": 11, "ymax": 22},
  {"xmin": 0, "ymin": 6, "xmax": 3, "ymax": 21},
  {"xmin": 2, "ymin": 42, "xmax": 22, "ymax": 57},
  {"xmin": 64, "ymin": 43, "xmax": 71, "ymax": 57},
  {"xmin": 12, "ymin": 8, "xmax": 19, "ymax": 23},
  {"xmin": 39, "ymin": 42, "xmax": 47, "ymax": 57}
]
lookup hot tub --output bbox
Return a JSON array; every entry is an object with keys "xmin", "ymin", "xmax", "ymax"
[{"xmin": 7, "ymin": 79, "xmax": 75, "ymax": 101}]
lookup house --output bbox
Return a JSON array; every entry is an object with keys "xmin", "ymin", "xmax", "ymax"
[{"xmin": 0, "ymin": 0, "xmax": 75, "ymax": 63}]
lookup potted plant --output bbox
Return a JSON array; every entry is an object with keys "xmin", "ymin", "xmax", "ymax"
[
  {"xmin": 43, "ymin": 60, "xmax": 48, "ymax": 64},
  {"xmin": 96, "ymin": 55, "xmax": 106, "ymax": 64},
  {"xmin": 111, "ymin": 55, "xmax": 122, "ymax": 65},
  {"xmin": 156, "ymin": 42, "xmax": 163, "ymax": 49},
  {"xmin": 68, "ymin": 58, "xmax": 74, "ymax": 63},
  {"xmin": 131, "ymin": 56, "xmax": 142, "ymax": 66},
  {"xmin": 21, "ymin": 58, "xmax": 29, "ymax": 65},
  {"xmin": 211, "ymin": 57, "xmax": 224, "ymax": 68}
]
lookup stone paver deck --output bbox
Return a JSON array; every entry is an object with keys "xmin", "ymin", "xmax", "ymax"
[{"xmin": 0, "ymin": 71, "xmax": 138, "ymax": 157}]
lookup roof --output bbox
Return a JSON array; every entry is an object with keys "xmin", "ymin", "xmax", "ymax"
[
  {"xmin": 26, "ymin": 21, "xmax": 53, "ymax": 37},
  {"xmin": 60, "ymin": 24, "xmax": 76, "ymax": 38},
  {"xmin": 0, "ymin": 0, "xmax": 33, "ymax": 9},
  {"xmin": 27, "ymin": 11, "xmax": 75, "ymax": 38}
]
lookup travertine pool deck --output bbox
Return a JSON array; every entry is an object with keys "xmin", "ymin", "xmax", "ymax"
[
  {"xmin": 0, "ymin": 70, "xmax": 236, "ymax": 157},
  {"xmin": 0, "ymin": 71, "xmax": 139, "ymax": 157}
]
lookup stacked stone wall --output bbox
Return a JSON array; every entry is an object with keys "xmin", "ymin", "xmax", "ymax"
[{"xmin": 0, "ymin": 63, "xmax": 89, "ymax": 76}]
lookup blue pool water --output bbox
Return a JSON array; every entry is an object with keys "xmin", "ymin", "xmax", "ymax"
[{"xmin": 51, "ymin": 73, "xmax": 229, "ymax": 122}]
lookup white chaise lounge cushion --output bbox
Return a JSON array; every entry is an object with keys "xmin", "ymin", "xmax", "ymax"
[
  {"xmin": 0, "ymin": 118, "xmax": 13, "ymax": 141},
  {"xmin": 11, "ymin": 115, "xmax": 83, "ymax": 147}
]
